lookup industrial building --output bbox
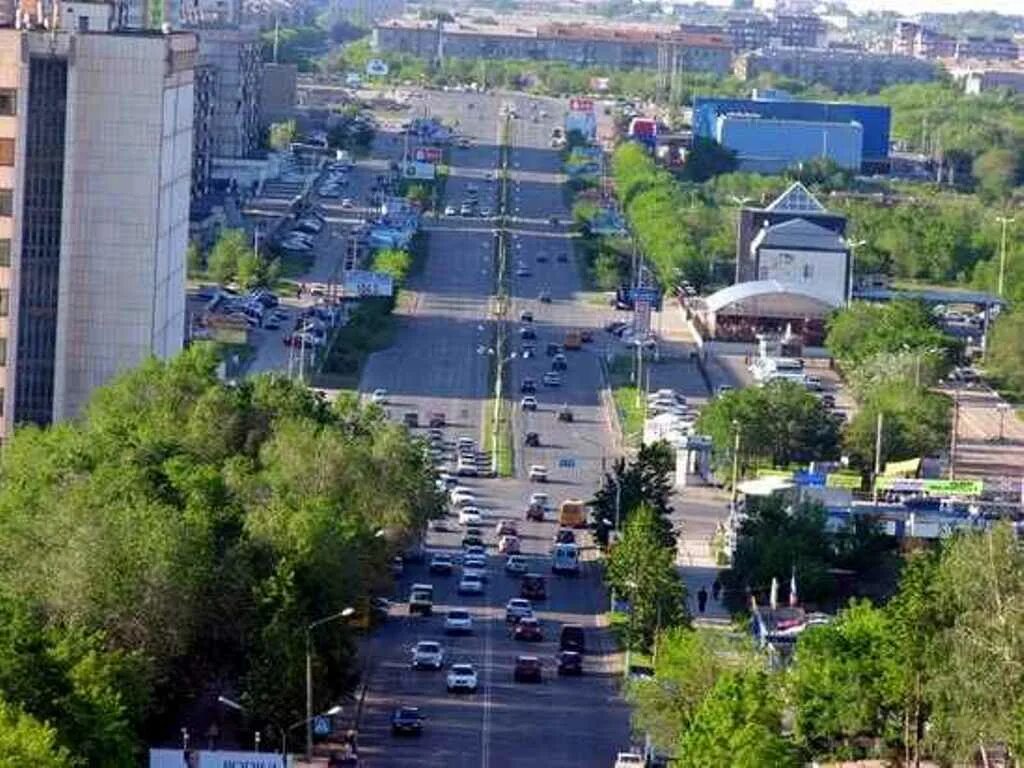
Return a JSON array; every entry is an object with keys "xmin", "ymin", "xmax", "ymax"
[
  {"xmin": 734, "ymin": 47, "xmax": 937, "ymax": 93},
  {"xmin": 373, "ymin": 17, "xmax": 733, "ymax": 73},
  {"xmin": 692, "ymin": 94, "xmax": 891, "ymax": 172},
  {"xmin": 0, "ymin": 10, "xmax": 195, "ymax": 438},
  {"xmin": 713, "ymin": 114, "xmax": 862, "ymax": 173}
]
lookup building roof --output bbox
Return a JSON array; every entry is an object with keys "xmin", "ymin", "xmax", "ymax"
[
  {"xmin": 753, "ymin": 217, "xmax": 848, "ymax": 252},
  {"xmin": 705, "ymin": 279, "xmax": 842, "ymax": 314},
  {"xmin": 764, "ymin": 181, "xmax": 826, "ymax": 214}
]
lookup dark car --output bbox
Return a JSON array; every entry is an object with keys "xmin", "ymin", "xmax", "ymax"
[
  {"xmin": 513, "ymin": 655, "xmax": 542, "ymax": 683},
  {"xmin": 554, "ymin": 529, "xmax": 576, "ymax": 545},
  {"xmin": 520, "ymin": 379, "xmax": 537, "ymax": 394},
  {"xmin": 557, "ymin": 407, "xmax": 574, "ymax": 423},
  {"xmin": 557, "ymin": 650, "xmax": 583, "ymax": 676},
  {"xmin": 525, "ymin": 503, "xmax": 545, "ymax": 522},
  {"xmin": 546, "ymin": 342, "xmax": 562, "ymax": 356},
  {"xmin": 521, "ymin": 572, "xmax": 547, "ymax": 600},
  {"xmin": 520, "ymin": 327, "xmax": 537, "ymax": 341},
  {"xmin": 537, "ymin": 253, "xmax": 548, "ymax": 262},
  {"xmin": 605, "ymin": 320, "xmax": 627, "ymax": 335},
  {"xmin": 520, "ymin": 311, "xmax": 534, "ymax": 323},
  {"xmin": 580, "ymin": 329, "xmax": 593, "ymax": 343},
  {"xmin": 428, "ymin": 412, "xmax": 446, "ymax": 428},
  {"xmin": 514, "ymin": 617, "xmax": 543, "ymax": 642},
  {"xmin": 559, "ymin": 624, "xmax": 586, "ymax": 654},
  {"xmin": 525, "ymin": 431, "xmax": 540, "ymax": 447},
  {"xmin": 462, "ymin": 534, "xmax": 485, "ymax": 549},
  {"xmin": 391, "ymin": 706, "xmax": 424, "ymax": 735},
  {"xmin": 551, "ymin": 358, "xmax": 567, "ymax": 372}
]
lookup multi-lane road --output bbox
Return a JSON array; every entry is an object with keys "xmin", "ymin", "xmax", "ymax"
[{"xmin": 355, "ymin": 91, "xmax": 632, "ymax": 766}]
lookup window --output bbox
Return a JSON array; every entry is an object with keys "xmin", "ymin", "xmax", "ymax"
[
  {"xmin": 78, "ymin": 15, "xmax": 89, "ymax": 31},
  {"xmin": 0, "ymin": 138, "xmax": 13, "ymax": 166},
  {"xmin": 0, "ymin": 90, "xmax": 14, "ymax": 116},
  {"xmin": 0, "ymin": 189, "xmax": 10, "ymax": 216},
  {"xmin": 0, "ymin": 289, "xmax": 8, "ymax": 317},
  {"xmin": 0, "ymin": 387, "xmax": 5, "ymax": 417},
  {"xmin": 0, "ymin": 338, "xmax": 7, "ymax": 366},
  {"xmin": 0, "ymin": 240, "xmax": 8, "ymax": 267}
]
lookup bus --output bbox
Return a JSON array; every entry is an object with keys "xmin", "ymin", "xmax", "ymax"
[{"xmin": 558, "ymin": 499, "xmax": 587, "ymax": 528}]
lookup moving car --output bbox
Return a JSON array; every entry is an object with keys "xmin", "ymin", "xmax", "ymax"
[
  {"xmin": 429, "ymin": 553, "xmax": 454, "ymax": 575},
  {"xmin": 525, "ymin": 502, "xmax": 545, "ymax": 522},
  {"xmin": 445, "ymin": 609, "xmax": 473, "ymax": 635},
  {"xmin": 614, "ymin": 753, "xmax": 644, "ymax": 768},
  {"xmin": 371, "ymin": 388, "xmax": 388, "ymax": 405},
  {"xmin": 411, "ymin": 641, "xmax": 445, "ymax": 669},
  {"xmin": 429, "ymin": 412, "xmax": 446, "ymax": 428},
  {"xmin": 444, "ymin": 205, "xmax": 456, "ymax": 216},
  {"xmin": 408, "ymin": 583, "xmax": 434, "ymax": 616},
  {"xmin": 552, "ymin": 543, "xmax": 580, "ymax": 576},
  {"xmin": 505, "ymin": 598, "xmax": 533, "ymax": 623},
  {"xmin": 451, "ymin": 489, "xmax": 477, "ymax": 507},
  {"xmin": 542, "ymin": 372, "xmax": 562, "ymax": 387},
  {"xmin": 557, "ymin": 650, "xmax": 583, "ymax": 676},
  {"xmin": 513, "ymin": 616, "xmax": 543, "ymax": 641},
  {"xmin": 505, "ymin": 555, "xmax": 528, "ymax": 575},
  {"xmin": 457, "ymin": 574, "xmax": 484, "ymax": 595},
  {"xmin": 528, "ymin": 465, "xmax": 548, "ymax": 482},
  {"xmin": 525, "ymin": 431, "xmax": 540, "ymax": 447},
  {"xmin": 520, "ymin": 379, "xmax": 537, "ymax": 394},
  {"xmin": 554, "ymin": 528, "xmax": 577, "ymax": 544},
  {"xmin": 461, "ymin": 534, "xmax": 485, "ymax": 549},
  {"xmin": 496, "ymin": 520, "xmax": 518, "ymax": 536},
  {"xmin": 513, "ymin": 655, "xmax": 542, "ymax": 683},
  {"xmin": 521, "ymin": 573, "xmax": 547, "ymax": 600},
  {"xmin": 520, "ymin": 310, "xmax": 534, "ymax": 323},
  {"xmin": 446, "ymin": 663, "xmax": 479, "ymax": 693},
  {"xmin": 520, "ymin": 396, "xmax": 538, "ymax": 411},
  {"xmin": 458, "ymin": 508, "xmax": 483, "ymax": 526},
  {"xmin": 498, "ymin": 535, "xmax": 521, "ymax": 554},
  {"xmin": 391, "ymin": 706, "xmax": 424, "ymax": 735},
  {"xmin": 559, "ymin": 624, "xmax": 586, "ymax": 653}
]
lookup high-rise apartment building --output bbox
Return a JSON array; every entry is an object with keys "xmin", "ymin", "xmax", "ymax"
[
  {"xmin": 195, "ymin": 25, "xmax": 262, "ymax": 159},
  {"xmin": 0, "ymin": 12, "xmax": 195, "ymax": 437}
]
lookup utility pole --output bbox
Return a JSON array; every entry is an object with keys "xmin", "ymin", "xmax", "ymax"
[
  {"xmin": 872, "ymin": 411, "xmax": 884, "ymax": 505},
  {"xmin": 729, "ymin": 419, "xmax": 741, "ymax": 510},
  {"xmin": 996, "ymin": 215, "xmax": 1015, "ymax": 297}
]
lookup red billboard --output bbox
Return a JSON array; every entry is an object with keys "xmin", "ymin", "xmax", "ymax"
[{"xmin": 412, "ymin": 146, "xmax": 443, "ymax": 163}]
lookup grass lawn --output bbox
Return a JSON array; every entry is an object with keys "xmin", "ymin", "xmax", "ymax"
[{"xmin": 607, "ymin": 355, "xmax": 645, "ymax": 447}]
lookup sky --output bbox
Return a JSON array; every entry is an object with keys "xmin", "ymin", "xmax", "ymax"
[{"xmin": 844, "ymin": 0, "xmax": 1021, "ymax": 13}]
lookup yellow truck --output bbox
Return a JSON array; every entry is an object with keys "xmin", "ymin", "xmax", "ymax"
[{"xmin": 558, "ymin": 499, "xmax": 587, "ymax": 528}]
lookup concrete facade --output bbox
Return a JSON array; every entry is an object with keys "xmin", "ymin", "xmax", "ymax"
[
  {"xmin": 261, "ymin": 62, "xmax": 297, "ymax": 125},
  {"xmin": 195, "ymin": 25, "xmax": 262, "ymax": 159},
  {"xmin": 735, "ymin": 47, "xmax": 937, "ymax": 93},
  {"xmin": 0, "ymin": 26, "xmax": 195, "ymax": 437},
  {"xmin": 963, "ymin": 68, "xmax": 1024, "ymax": 95},
  {"xmin": 373, "ymin": 18, "xmax": 732, "ymax": 73}
]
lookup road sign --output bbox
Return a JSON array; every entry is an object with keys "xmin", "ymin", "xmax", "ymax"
[
  {"xmin": 313, "ymin": 716, "xmax": 331, "ymax": 736},
  {"xmin": 558, "ymin": 457, "xmax": 576, "ymax": 469},
  {"xmin": 628, "ymin": 286, "xmax": 662, "ymax": 307}
]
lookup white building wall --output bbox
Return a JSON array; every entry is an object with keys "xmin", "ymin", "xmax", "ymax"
[
  {"xmin": 756, "ymin": 247, "xmax": 847, "ymax": 307},
  {"xmin": 53, "ymin": 35, "xmax": 191, "ymax": 421}
]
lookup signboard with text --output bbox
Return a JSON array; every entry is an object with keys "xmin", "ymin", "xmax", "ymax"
[
  {"xmin": 149, "ymin": 750, "xmax": 284, "ymax": 768},
  {"xmin": 402, "ymin": 160, "xmax": 436, "ymax": 180},
  {"xmin": 412, "ymin": 146, "xmax": 443, "ymax": 163},
  {"xmin": 874, "ymin": 477, "xmax": 984, "ymax": 497},
  {"xmin": 342, "ymin": 270, "xmax": 394, "ymax": 298},
  {"xmin": 633, "ymin": 299, "xmax": 651, "ymax": 335}
]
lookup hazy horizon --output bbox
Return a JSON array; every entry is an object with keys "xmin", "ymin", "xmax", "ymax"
[{"xmin": 842, "ymin": 0, "xmax": 1019, "ymax": 15}]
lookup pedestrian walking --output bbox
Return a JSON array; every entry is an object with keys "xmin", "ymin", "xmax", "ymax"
[
  {"xmin": 712, "ymin": 578, "xmax": 721, "ymax": 602},
  {"xmin": 697, "ymin": 586, "xmax": 708, "ymax": 614}
]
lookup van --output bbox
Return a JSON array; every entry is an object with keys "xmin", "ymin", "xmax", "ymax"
[
  {"xmin": 558, "ymin": 499, "xmax": 587, "ymax": 528},
  {"xmin": 552, "ymin": 543, "xmax": 580, "ymax": 575},
  {"xmin": 563, "ymin": 330, "xmax": 581, "ymax": 350},
  {"xmin": 408, "ymin": 583, "xmax": 434, "ymax": 616},
  {"xmin": 559, "ymin": 624, "xmax": 585, "ymax": 653}
]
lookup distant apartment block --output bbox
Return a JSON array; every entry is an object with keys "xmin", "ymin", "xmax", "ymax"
[
  {"xmin": 726, "ymin": 13, "xmax": 824, "ymax": 51},
  {"xmin": 195, "ymin": 25, "xmax": 262, "ymax": 159},
  {"xmin": 894, "ymin": 20, "xmax": 1020, "ymax": 61},
  {"xmin": 0, "ymin": 18, "xmax": 195, "ymax": 438},
  {"xmin": 373, "ymin": 17, "xmax": 733, "ymax": 73},
  {"xmin": 734, "ymin": 47, "xmax": 937, "ymax": 93},
  {"xmin": 192, "ymin": 62, "xmax": 216, "ymax": 197},
  {"xmin": 962, "ymin": 68, "xmax": 1024, "ymax": 95},
  {"xmin": 333, "ymin": 0, "xmax": 404, "ymax": 25}
]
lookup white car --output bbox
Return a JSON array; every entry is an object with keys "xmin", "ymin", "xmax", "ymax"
[
  {"xmin": 520, "ymin": 396, "xmax": 538, "ymax": 411},
  {"xmin": 457, "ymin": 458, "xmax": 479, "ymax": 477},
  {"xmin": 411, "ymin": 641, "xmax": 445, "ymax": 669},
  {"xmin": 505, "ymin": 598, "xmax": 533, "ymax": 623},
  {"xmin": 444, "ymin": 609, "xmax": 473, "ymax": 634},
  {"xmin": 498, "ymin": 535, "xmax": 521, "ymax": 554},
  {"xmin": 446, "ymin": 663, "xmax": 479, "ymax": 692},
  {"xmin": 341, "ymin": 198, "xmax": 355, "ymax": 209},
  {"xmin": 458, "ymin": 574, "xmax": 484, "ymax": 595},
  {"xmin": 529, "ymin": 465, "xmax": 548, "ymax": 482},
  {"xmin": 459, "ymin": 508, "xmax": 483, "ymax": 526},
  {"xmin": 371, "ymin": 388, "xmax": 388, "ymax": 404},
  {"xmin": 614, "ymin": 754, "xmax": 644, "ymax": 768},
  {"xmin": 505, "ymin": 555, "xmax": 528, "ymax": 574},
  {"xmin": 444, "ymin": 205, "xmax": 457, "ymax": 216},
  {"xmin": 462, "ymin": 560, "xmax": 487, "ymax": 581},
  {"xmin": 450, "ymin": 490, "xmax": 477, "ymax": 507}
]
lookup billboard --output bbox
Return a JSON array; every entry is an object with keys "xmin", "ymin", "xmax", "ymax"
[
  {"xmin": 402, "ymin": 160, "xmax": 436, "ymax": 180},
  {"xmin": 874, "ymin": 477, "xmax": 984, "ymax": 497},
  {"xmin": 342, "ymin": 270, "xmax": 394, "ymax": 298},
  {"xmin": 412, "ymin": 146, "xmax": 443, "ymax": 163},
  {"xmin": 569, "ymin": 98, "xmax": 594, "ymax": 113},
  {"xmin": 149, "ymin": 750, "xmax": 285, "ymax": 768}
]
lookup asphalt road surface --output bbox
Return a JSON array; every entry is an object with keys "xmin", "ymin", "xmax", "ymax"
[{"xmin": 357, "ymin": 91, "xmax": 632, "ymax": 767}]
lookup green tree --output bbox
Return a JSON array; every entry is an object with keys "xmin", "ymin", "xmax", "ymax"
[
  {"xmin": 591, "ymin": 441, "xmax": 675, "ymax": 546},
  {"xmin": 0, "ymin": 699, "xmax": 72, "ymax": 768},
  {"xmin": 268, "ymin": 120, "xmax": 298, "ymax": 152},
  {"xmin": 235, "ymin": 249, "xmax": 263, "ymax": 290},
  {"xmin": 186, "ymin": 239, "xmax": 204, "ymax": 275},
  {"xmin": 826, "ymin": 300, "xmax": 956, "ymax": 370},
  {"xmin": 372, "ymin": 248, "xmax": 412, "ymax": 284},
  {"xmin": 985, "ymin": 308, "xmax": 1024, "ymax": 394},
  {"xmin": 696, "ymin": 380, "xmax": 841, "ymax": 474},
  {"xmin": 606, "ymin": 506, "xmax": 689, "ymax": 652},
  {"xmin": 788, "ymin": 600, "xmax": 901, "ymax": 759},
  {"xmin": 972, "ymin": 147, "xmax": 1021, "ymax": 202},
  {"xmin": 207, "ymin": 228, "xmax": 248, "ymax": 285},
  {"xmin": 682, "ymin": 137, "xmax": 738, "ymax": 183},
  {"xmin": 676, "ymin": 668, "xmax": 798, "ymax": 768}
]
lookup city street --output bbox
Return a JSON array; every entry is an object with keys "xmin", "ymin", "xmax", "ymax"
[{"xmin": 355, "ymin": 91, "xmax": 632, "ymax": 766}]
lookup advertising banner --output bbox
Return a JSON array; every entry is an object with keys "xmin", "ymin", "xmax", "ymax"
[
  {"xmin": 412, "ymin": 146, "xmax": 443, "ymax": 163},
  {"xmin": 874, "ymin": 477, "xmax": 984, "ymax": 497},
  {"xmin": 150, "ymin": 751, "xmax": 285, "ymax": 768},
  {"xmin": 569, "ymin": 98, "xmax": 594, "ymax": 113},
  {"xmin": 342, "ymin": 270, "xmax": 394, "ymax": 298},
  {"xmin": 402, "ymin": 160, "xmax": 436, "ymax": 180}
]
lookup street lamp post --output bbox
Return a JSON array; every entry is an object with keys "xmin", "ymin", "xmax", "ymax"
[
  {"xmin": 306, "ymin": 607, "xmax": 355, "ymax": 760},
  {"xmin": 729, "ymin": 419, "xmax": 741, "ymax": 512},
  {"xmin": 846, "ymin": 239, "xmax": 867, "ymax": 305},
  {"xmin": 996, "ymin": 215, "xmax": 1016, "ymax": 298}
]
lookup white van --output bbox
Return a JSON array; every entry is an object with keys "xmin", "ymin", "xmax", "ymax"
[{"xmin": 552, "ymin": 543, "xmax": 580, "ymax": 575}]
